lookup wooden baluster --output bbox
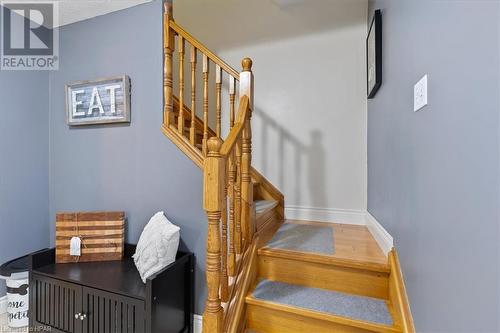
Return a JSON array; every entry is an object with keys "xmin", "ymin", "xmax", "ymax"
[
  {"xmin": 177, "ymin": 36, "xmax": 185, "ymax": 134},
  {"xmin": 202, "ymin": 54, "xmax": 209, "ymax": 156},
  {"xmin": 229, "ymin": 76, "xmax": 236, "ymax": 129},
  {"xmin": 190, "ymin": 46, "xmax": 197, "ymax": 145},
  {"xmin": 163, "ymin": 0, "xmax": 174, "ymax": 127},
  {"xmin": 234, "ymin": 138, "xmax": 242, "ymax": 254},
  {"xmin": 215, "ymin": 65, "xmax": 222, "ymax": 137},
  {"xmin": 228, "ymin": 77, "xmax": 237, "ymax": 262},
  {"xmin": 239, "ymin": 58, "xmax": 255, "ymax": 247},
  {"xmin": 220, "ymin": 162, "xmax": 229, "ymax": 302},
  {"xmin": 228, "ymin": 150, "xmax": 236, "ymax": 276},
  {"xmin": 203, "ymin": 137, "xmax": 225, "ymax": 333}
]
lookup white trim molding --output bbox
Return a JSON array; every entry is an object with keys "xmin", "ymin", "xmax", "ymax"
[
  {"xmin": 285, "ymin": 206, "xmax": 366, "ymax": 225},
  {"xmin": 0, "ymin": 295, "xmax": 6, "ymax": 314},
  {"xmin": 284, "ymin": 206, "xmax": 394, "ymax": 256},
  {"xmin": 365, "ymin": 212, "xmax": 393, "ymax": 255},
  {"xmin": 194, "ymin": 314, "xmax": 202, "ymax": 333}
]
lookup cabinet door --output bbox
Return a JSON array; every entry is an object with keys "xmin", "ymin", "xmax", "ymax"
[
  {"xmin": 31, "ymin": 274, "xmax": 82, "ymax": 333},
  {"xmin": 81, "ymin": 287, "xmax": 145, "ymax": 333}
]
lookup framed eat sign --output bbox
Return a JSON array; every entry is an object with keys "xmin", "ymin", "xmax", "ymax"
[{"xmin": 65, "ymin": 75, "xmax": 131, "ymax": 126}]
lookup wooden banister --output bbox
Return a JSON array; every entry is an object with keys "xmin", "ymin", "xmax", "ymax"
[
  {"xmin": 202, "ymin": 60, "xmax": 254, "ymax": 333},
  {"xmin": 169, "ymin": 20, "xmax": 240, "ymax": 79},
  {"xmin": 162, "ymin": 3, "xmax": 274, "ymax": 332},
  {"xmin": 163, "ymin": 4, "xmax": 244, "ymax": 156}
]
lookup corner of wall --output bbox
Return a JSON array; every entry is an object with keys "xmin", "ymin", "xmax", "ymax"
[{"xmin": 365, "ymin": 211, "xmax": 393, "ymax": 255}]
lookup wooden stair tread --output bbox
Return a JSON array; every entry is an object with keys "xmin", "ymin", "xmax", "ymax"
[
  {"xmin": 258, "ymin": 221, "xmax": 390, "ymax": 273},
  {"xmin": 246, "ymin": 293, "xmax": 401, "ymax": 333}
]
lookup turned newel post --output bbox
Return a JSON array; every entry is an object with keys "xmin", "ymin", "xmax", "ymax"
[
  {"xmin": 239, "ymin": 58, "xmax": 255, "ymax": 247},
  {"xmin": 163, "ymin": 0, "xmax": 175, "ymax": 127},
  {"xmin": 240, "ymin": 58, "xmax": 254, "ymax": 109},
  {"xmin": 203, "ymin": 137, "xmax": 225, "ymax": 333}
]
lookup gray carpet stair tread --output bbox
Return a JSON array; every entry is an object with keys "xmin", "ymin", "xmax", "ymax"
[
  {"xmin": 252, "ymin": 280, "xmax": 393, "ymax": 326},
  {"xmin": 255, "ymin": 200, "xmax": 278, "ymax": 215},
  {"xmin": 265, "ymin": 222, "xmax": 334, "ymax": 255}
]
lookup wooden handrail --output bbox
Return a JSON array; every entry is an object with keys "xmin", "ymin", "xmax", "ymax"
[
  {"xmin": 169, "ymin": 20, "xmax": 240, "ymax": 79},
  {"xmin": 220, "ymin": 96, "xmax": 250, "ymax": 157}
]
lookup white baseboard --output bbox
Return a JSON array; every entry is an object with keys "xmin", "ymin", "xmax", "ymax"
[
  {"xmin": 285, "ymin": 206, "xmax": 366, "ymax": 225},
  {"xmin": 365, "ymin": 212, "xmax": 393, "ymax": 255},
  {"xmin": 284, "ymin": 206, "xmax": 394, "ymax": 256},
  {"xmin": 194, "ymin": 314, "xmax": 202, "ymax": 333},
  {"xmin": 0, "ymin": 295, "xmax": 6, "ymax": 314}
]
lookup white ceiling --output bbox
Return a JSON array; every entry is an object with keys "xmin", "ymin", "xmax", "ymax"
[
  {"xmin": 56, "ymin": 0, "xmax": 152, "ymax": 27},
  {"xmin": 3, "ymin": 0, "xmax": 153, "ymax": 27}
]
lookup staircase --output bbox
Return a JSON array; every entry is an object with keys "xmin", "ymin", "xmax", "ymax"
[
  {"xmin": 160, "ymin": 1, "xmax": 414, "ymax": 332},
  {"xmin": 243, "ymin": 221, "xmax": 413, "ymax": 333}
]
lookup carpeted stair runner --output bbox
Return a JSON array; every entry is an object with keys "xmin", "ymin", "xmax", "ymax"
[
  {"xmin": 265, "ymin": 222, "xmax": 334, "ymax": 255},
  {"xmin": 252, "ymin": 280, "xmax": 393, "ymax": 326}
]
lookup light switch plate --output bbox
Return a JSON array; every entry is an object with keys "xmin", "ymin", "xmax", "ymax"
[{"xmin": 414, "ymin": 74, "xmax": 428, "ymax": 112}]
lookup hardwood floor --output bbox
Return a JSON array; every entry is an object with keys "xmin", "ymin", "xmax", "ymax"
[{"xmin": 262, "ymin": 219, "xmax": 388, "ymax": 267}]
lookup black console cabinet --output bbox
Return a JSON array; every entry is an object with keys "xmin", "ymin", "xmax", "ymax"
[{"xmin": 29, "ymin": 245, "xmax": 194, "ymax": 333}]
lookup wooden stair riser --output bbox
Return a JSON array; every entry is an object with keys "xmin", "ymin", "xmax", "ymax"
[
  {"xmin": 255, "ymin": 207, "xmax": 280, "ymax": 234},
  {"xmin": 257, "ymin": 254, "xmax": 389, "ymax": 300},
  {"xmin": 246, "ymin": 302, "xmax": 397, "ymax": 333}
]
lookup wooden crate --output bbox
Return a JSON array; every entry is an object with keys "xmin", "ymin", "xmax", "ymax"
[{"xmin": 55, "ymin": 212, "xmax": 125, "ymax": 263}]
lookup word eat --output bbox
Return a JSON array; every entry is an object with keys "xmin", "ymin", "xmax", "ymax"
[{"xmin": 71, "ymin": 85, "xmax": 121, "ymax": 117}]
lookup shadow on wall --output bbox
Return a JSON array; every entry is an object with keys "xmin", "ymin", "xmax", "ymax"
[{"xmin": 254, "ymin": 107, "xmax": 328, "ymax": 207}]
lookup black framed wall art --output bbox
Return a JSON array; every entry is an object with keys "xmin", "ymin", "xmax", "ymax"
[{"xmin": 367, "ymin": 9, "xmax": 382, "ymax": 99}]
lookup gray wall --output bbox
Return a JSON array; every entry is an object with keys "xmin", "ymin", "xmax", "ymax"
[
  {"xmin": 367, "ymin": 1, "xmax": 499, "ymax": 332},
  {"xmin": 48, "ymin": 1, "xmax": 207, "ymax": 314},
  {"xmin": 0, "ymin": 69, "xmax": 50, "ymax": 296}
]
